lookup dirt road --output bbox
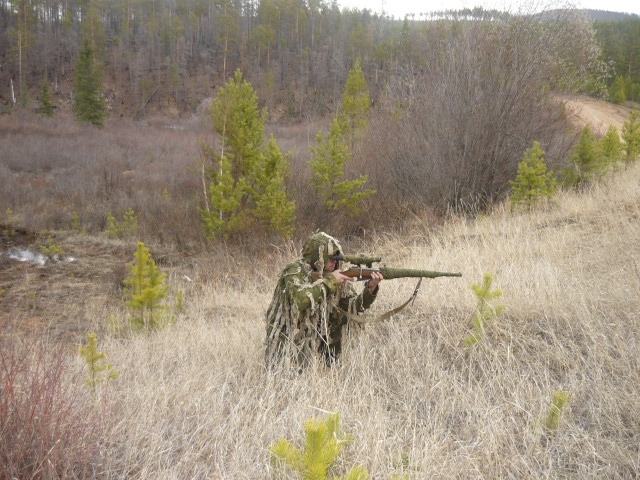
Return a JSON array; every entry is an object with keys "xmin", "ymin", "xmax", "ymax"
[{"xmin": 559, "ymin": 94, "xmax": 635, "ymax": 136}]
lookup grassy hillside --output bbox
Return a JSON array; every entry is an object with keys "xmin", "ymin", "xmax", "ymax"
[{"xmin": 2, "ymin": 157, "xmax": 639, "ymax": 477}]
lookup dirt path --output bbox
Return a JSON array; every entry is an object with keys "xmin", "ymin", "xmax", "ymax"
[{"xmin": 559, "ymin": 94, "xmax": 636, "ymax": 136}]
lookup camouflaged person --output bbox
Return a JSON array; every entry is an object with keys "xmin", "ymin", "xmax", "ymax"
[{"xmin": 265, "ymin": 232, "xmax": 383, "ymax": 369}]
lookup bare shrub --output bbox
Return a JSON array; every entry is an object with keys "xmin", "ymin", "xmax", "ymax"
[
  {"xmin": 0, "ymin": 331, "xmax": 104, "ymax": 479},
  {"xmin": 363, "ymin": 11, "xmax": 600, "ymax": 215}
]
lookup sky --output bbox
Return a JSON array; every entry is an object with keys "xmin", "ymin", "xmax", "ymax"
[{"xmin": 335, "ymin": 0, "xmax": 640, "ymax": 19}]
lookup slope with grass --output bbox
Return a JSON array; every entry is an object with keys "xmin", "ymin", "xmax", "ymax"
[
  {"xmin": 85, "ymin": 161, "xmax": 639, "ymax": 478},
  {"xmin": 1, "ymin": 96, "xmax": 639, "ymax": 478}
]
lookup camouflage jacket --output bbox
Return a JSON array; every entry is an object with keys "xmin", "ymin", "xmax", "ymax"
[{"xmin": 265, "ymin": 258, "xmax": 377, "ymax": 368}]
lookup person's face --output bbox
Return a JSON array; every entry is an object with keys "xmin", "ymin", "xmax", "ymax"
[{"xmin": 324, "ymin": 257, "xmax": 338, "ymax": 273}]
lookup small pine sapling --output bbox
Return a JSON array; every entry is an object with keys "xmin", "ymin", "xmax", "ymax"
[
  {"xmin": 562, "ymin": 125, "xmax": 607, "ymax": 188},
  {"xmin": 71, "ymin": 211, "xmax": 83, "ymax": 233},
  {"xmin": 124, "ymin": 242, "xmax": 171, "ymax": 330},
  {"xmin": 79, "ymin": 332, "xmax": 119, "ymax": 391},
  {"xmin": 543, "ymin": 390, "xmax": 571, "ymax": 436},
  {"xmin": 599, "ymin": 125, "xmax": 623, "ymax": 167},
  {"xmin": 39, "ymin": 237, "xmax": 64, "ymax": 260},
  {"xmin": 310, "ymin": 117, "xmax": 375, "ymax": 215},
  {"xmin": 121, "ymin": 208, "xmax": 139, "ymax": 237},
  {"xmin": 106, "ymin": 212, "xmax": 119, "ymax": 239},
  {"xmin": 340, "ymin": 59, "xmax": 371, "ymax": 143},
  {"xmin": 39, "ymin": 79, "xmax": 55, "ymax": 117},
  {"xmin": 609, "ymin": 75, "xmax": 627, "ymax": 105},
  {"xmin": 269, "ymin": 412, "xmax": 369, "ymax": 480},
  {"xmin": 106, "ymin": 209, "xmax": 138, "ymax": 239},
  {"xmin": 622, "ymin": 110, "xmax": 640, "ymax": 162},
  {"xmin": 465, "ymin": 272, "xmax": 505, "ymax": 347},
  {"xmin": 509, "ymin": 141, "xmax": 557, "ymax": 211}
]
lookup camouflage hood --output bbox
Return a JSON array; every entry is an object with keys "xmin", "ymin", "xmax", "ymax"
[{"xmin": 301, "ymin": 232, "xmax": 344, "ymax": 272}]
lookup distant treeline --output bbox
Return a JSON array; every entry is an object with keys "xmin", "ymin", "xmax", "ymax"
[
  {"xmin": 0, "ymin": 1, "xmax": 638, "ymax": 119},
  {"xmin": 593, "ymin": 16, "xmax": 640, "ymax": 102}
]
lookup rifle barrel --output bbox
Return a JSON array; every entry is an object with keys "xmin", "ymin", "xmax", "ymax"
[{"xmin": 341, "ymin": 267, "xmax": 462, "ymax": 280}]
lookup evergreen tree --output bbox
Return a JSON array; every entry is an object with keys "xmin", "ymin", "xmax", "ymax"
[
  {"xmin": 201, "ymin": 69, "xmax": 295, "ymax": 239},
  {"xmin": 310, "ymin": 117, "xmax": 375, "ymax": 214},
  {"xmin": 79, "ymin": 332, "xmax": 119, "ymax": 390},
  {"xmin": 74, "ymin": 39, "xmax": 107, "ymax": 126},
  {"xmin": 270, "ymin": 412, "xmax": 369, "ymax": 480},
  {"xmin": 609, "ymin": 75, "xmax": 627, "ymax": 105},
  {"xmin": 599, "ymin": 125, "xmax": 623, "ymax": 165},
  {"xmin": 253, "ymin": 136, "xmax": 297, "ymax": 238},
  {"xmin": 339, "ymin": 59, "xmax": 371, "ymax": 142},
  {"xmin": 309, "ymin": 60, "xmax": 375, "ymax": 216},
  {"xmin": 622, "ymin": 110, "xmax": 640, "ymax": 162},
  {"xmin": 509, "ymin": 141, "xmax": 557, "ymax": 210},
  {"xmin": 39, "ymin": 78, "xmax": 54, "ymax": 117},
  {"xmin": 124, "ymin": 242, "xmax": 171, "ymax": 330},
  {"xmin": 562, "ymin": 125, "xmax": 605, "ymax": 187}
]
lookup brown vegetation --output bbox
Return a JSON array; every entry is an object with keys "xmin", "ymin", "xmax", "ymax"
[
  {"xmin": 1, "ymin": 93, "xmax": 640, "ymax": 477},
  {"xmin": 2, "ymin": 154, "xmax": 639, "ymax": 477}
]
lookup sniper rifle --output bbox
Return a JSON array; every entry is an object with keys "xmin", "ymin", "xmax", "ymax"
[
  {"xmin": 315, "ymin": 254, "xmax": 462, "ymax": 323},
  {"xmin": 336, "ymin": 254, "xmax": 462, "ymax": 280}
]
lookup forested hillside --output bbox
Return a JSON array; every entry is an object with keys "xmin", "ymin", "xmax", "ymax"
[
  {"xmin": 2, "ymin": 1, "xmax": 640, "ymax": 246},
  {"xmin": 1, "ymin": 0, "xmax": 638, "ymax": 119},
  {"xmin": 594, "ymin": 15, "xmax": 640, "ymax": 102}
]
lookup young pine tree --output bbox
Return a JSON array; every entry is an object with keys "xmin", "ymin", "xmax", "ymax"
[
  {"xmin": 599, "ymin": 125, "xmax": 623, "ymax": 165},
  {"xmin": 124, "ymin": 242, "xmax": 171, "ymax": 330},
  {"xmin": 622, "ymin": 110, "xmax": 640, "ymax": 162},
  {"xmin": 339, "ymin": 59, "xmax": 371, "ymax": 143},
  {"xmin": 201, "ymin": 69, "xmax": 295, "ymax": 239},
  {"xmin": 253, "ymin": 136, "xmax": 296, "ymax": 238},
  {"xmin": 509, "ymin": 141, "xmax": 557, "ymax": 211},
  {"xmin": 74, "ymin": 39, "xmax": 107, "ymax": 126},
  {"xmin": 39, "ymin": 78, "xmax": 54, "ymax": 117},
  {"xmin": 310, "ymin": 117, "xmax": 375, "ymax": 215},
  {"xmin": 269, "ymin": 412, "xmax": 369, "ymax": 480},
  {"xmin": 79, "ymin": 332, "xmax": 119, "ymax": 391},
  {"xmin": 609, "ymin": 76, "xmax": 627, "ymax": 105},
  {"xmin": 465, "ymin": 272, "xmax": 504, "ymax": 347},
  {"xmin": 562, "ymin": 125, "xmax": 605, "ymax": 187},
  {"xmin": 543, "ymin": 391, "xmax": 571, "ymax": 435}
]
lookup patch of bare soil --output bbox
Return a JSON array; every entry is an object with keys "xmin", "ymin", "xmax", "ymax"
[
  {"xmin": 0, "ymin": 226, "xmax": 194, "ymax": 341},
  {"xmin": 559, "ymin": 94, "xmax": 636, "ymax": 136},
  {"xmin": 0, "ymin": 226, "xmax": 129, "ymax": 339}
]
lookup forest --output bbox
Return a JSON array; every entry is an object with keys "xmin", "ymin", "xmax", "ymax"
[
  {"xmin": 1, "ymin": 0, "xmax": 640, "ymax": 246},
  {"xmin": 1, "ymin": 0, "xmax": 639, "ymax": 119}
]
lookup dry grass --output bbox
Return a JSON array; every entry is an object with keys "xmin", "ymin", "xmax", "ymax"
[
  {"xmin": 15, "ymin": 162, "xmax": 633, "ymax": 478},
  {"xmin": 2, "ymin": 104, "xmax": 639, "ymax": 477}
]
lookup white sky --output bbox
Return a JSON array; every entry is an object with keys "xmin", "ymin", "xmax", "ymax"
[{"xmin": 336, "ymin": 0, "xmax": 640, "ymax": 19}]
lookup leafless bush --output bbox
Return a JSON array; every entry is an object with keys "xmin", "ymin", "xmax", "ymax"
[
  {"xmin": 363, "ymin": 11, "xmax": 600, "ymax": 215},
  {"xmin": 0, "ymin": 331, "xmax": 103, "ymax": 479}
]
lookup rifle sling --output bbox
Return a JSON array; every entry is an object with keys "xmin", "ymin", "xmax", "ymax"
[{"xmin": 334, "ymin": 278, "xmax": 423, "ymax": 324}]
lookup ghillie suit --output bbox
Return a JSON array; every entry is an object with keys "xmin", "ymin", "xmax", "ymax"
[{"xmin": 265, "ymin": 232, "xmax": 378, "ymax": 369}]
